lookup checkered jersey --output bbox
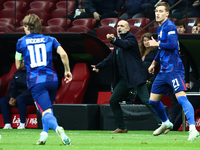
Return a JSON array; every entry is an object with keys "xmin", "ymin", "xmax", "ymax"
[{"xmin": 16, "ymin": 33, "xmax": 60, "ymax": 89}]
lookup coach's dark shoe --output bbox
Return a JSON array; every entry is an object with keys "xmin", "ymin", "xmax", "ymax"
[{"xmin": 109, "ymin": 128, "xmax": 128, "ymax": 133}]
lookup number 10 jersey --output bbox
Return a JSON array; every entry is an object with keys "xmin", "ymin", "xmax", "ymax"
[{"xmin": 16, "ymin": 33, "xmax": 60, "ymax": 89}]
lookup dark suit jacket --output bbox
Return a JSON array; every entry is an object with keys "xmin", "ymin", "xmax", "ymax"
[{"xmin": 96, "ymin": 31, "xmax": 146, "ymax": 89}]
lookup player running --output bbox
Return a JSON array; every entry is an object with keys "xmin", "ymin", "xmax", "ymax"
[
  {"xmin": 148, "ymin": 2, "xmax": 199, "ymax": 141},
  {"xmin": 15, "ymin": 14, "xmax": 72, "ymax": 145}
]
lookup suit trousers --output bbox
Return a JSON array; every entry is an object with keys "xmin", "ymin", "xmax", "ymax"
[{"xmin": 109, "ymin": 79, "xmax": 161, "ymax": 129}]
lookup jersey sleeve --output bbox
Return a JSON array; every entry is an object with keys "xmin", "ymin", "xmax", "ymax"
[
  {"xmin": 154, "ymin": 50, "xmax": 160, "ymax": 62},
  {"xmin": 52, "ymin": 37, "xmax": 61, "ymax": 51},
  {"xmin": 159, "ymin": 25, "xmax": 179, "ymax": 50}
]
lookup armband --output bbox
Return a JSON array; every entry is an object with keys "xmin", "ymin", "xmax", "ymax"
[{"xmin": 15, "ymin": 52, "xmax": 23, "ymax": 60}]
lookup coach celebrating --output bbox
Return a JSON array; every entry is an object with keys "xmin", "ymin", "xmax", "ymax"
[{"xmin": 91, "ymin": 20, "xmax": 160, "ymax": 133}]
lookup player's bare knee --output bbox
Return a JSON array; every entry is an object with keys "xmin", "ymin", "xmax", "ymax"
[
  {"xmin": 175, "ymin": 91, "xmax": 186, "ymax": 98},
  {"xmin": 42, "ymin": 108, "xmax": 52, "ymax": 117},
  {"xmin": 150, "ymin": 93, "xmax": 163, "ymax": 101}
]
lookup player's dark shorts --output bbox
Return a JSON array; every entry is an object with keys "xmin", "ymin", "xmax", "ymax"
[
  {"xmin": 30, "ymin": 81, "xmax": 58, "ymax": 114},
  {"xmin": 151, "ymin": 72, "xmax": 187, "ymax": 95}
]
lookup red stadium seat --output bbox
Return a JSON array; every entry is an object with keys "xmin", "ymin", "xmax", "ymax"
[
  {"xmin": 34, "ymin": 0, "xmax": 58, "ymax": 5},
  {"xmin": 26, "ymin": 9, "xmax": 51, "ymax": 26},
  {"xmin": 72, "ymin": 18, "xmax": 97, "ymax": 30},
  {"xmin": 127, "ymin": 18, "xmax": 150, "ymax": 28},
  {"xmin": 15, "ymin": 26, "xmax": 24, "ymax": 33},
  {"xmin": 30, "ymin": 1, "xmax": 54, "ymax": 13},
  {"xmin": 149, "ymin": 25, "xmax": 159, "ymax": 34},
  {"xmin": 0, "ymin": 0, "xmax": 6, "ymax": 11},
  {"xmin": 42, "ymin": 26, "xmax": 66, "ymax": 33},
  {"xmin": 68, "ymin": 26, "xmax": 90, "ymax": 33},
  {"xmin": 56, "ymin": 1, "xmax": 75, "ymax": 14},
  {"xmin": 0, "ymin": 63, "xmax": 36, "ymax": 119},
  {"xmin": 182, "ymin": 17, "xmax": 200, "ymax": 27},
  {"xmin": 0, "ymin": 63, "xmax": 17, "ymax": 98},
  {"xmin": 54, "ymin": 63, "xmax": 90, "ymax": 104},
  {"xmin": 3, "ymin": 1, "xmax": 28, "ymax": 13},
  {"xmin": 129, "ymin": 26, "xmax": 147, "ymax": 35},
  {"xmin": 168, "ymin": 17, "xmax": 177, "ymax": 22},
  {"xmin": 0, "ymin": 9, "xmax": 25, "ymax": 25},
  {"xmin": 100, "ymin": 18, "xmax": 119, "ymax": 28},
  {"xmin": 0, "ymin": 18, "xmax": 20, "ymax": 27},
  {"xmin": 6, "ymin": 0, "xmax": 32, "ymax": 5},
  {"xmin": 0, "ymin": 26, "xmax": 14, "ymax": 33},
  {"xmin": 51, "ymin": 9, "xmax": 67, "ymax": 18},
  {"xmin": 47, "ymin": 18, "xmax": 71, "ymax": 30},
  {"xmin": 96, "ymin": 26, "xmax": 117, "ymax": 43}
]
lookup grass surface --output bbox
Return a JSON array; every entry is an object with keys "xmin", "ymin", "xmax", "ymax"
[{"xmin": 0, "ymin": 129, "xmax": 199, "ymax": 150}]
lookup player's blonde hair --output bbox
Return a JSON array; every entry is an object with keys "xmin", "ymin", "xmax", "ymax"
[{"xmin": 23, "ymin": 14, "xmax": 42, "ymax": 34}]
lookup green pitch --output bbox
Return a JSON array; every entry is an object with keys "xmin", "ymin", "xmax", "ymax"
[{"xmin": 0, "ymin": 129, "xmax": 199, "ymax": 150}]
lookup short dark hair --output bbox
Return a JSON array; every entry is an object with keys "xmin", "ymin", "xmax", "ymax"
[
  {"xmin": 174, "ymin": 20, "xmax": 186, "ymax": 29},
  {"xmin": 156, "ymin": 2, "xmax": 170, "ymax": 12}
]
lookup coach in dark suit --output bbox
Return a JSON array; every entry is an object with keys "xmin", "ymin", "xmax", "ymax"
[{"xmin": 91, "ymin": 20, "xmax": 160, "ymax": 133}]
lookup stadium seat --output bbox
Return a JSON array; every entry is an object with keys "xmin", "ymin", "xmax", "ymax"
[
  {"xmin": 15, "ymin": 26, "xmax": 24, "ymax": 33},
  {"xmin": 182, "ymin": 17, "xmax": 200, "ymax": 27},
  {"xmin": 68, "ymin": 25, "xmax": 90, "ymax": 33},
  {"xmin": 0, "ymin": 63, "xmax": 17, "ymax": 98},
  {"xmin": 0, "ymin": 9, "xmax": 25, "ymax": 24},
  {"xmin": 168, "ymin": 17, "xmax": 177, "ymax": 22},
  {"xmin": 96, "ymin": 26, "xmax": 117, "ymax": 43},
  {"xmin": 33, "ymin": 0, "xmax": 58, "ymax": 5},
  {"xmin": 0, "ymin": 18, "xmax": 20, "ymax": 27},
  {"xmin": 0, "ymin": 0, "xmax": 6, "ymax": 11},
  {"xmin": 30, "ymin": 1, "xmax": 54, "ymax": 13},
  {"xmin": 6, "ymin": 0, "xmax": 32, "ymax": 5},
  {"xmin": 148, "ymin": 24, "xmax": 159, "ymax": 34},
  {"xmin": 0, "ymin": 63, "xmax": 36, "ymax": 117},
  {"xmin": 51, "ymin": 9, "xmax": 67, "ymax": 18},
  {"xmin": 72, "ymin": 18, "xmax": 97, "ymax": 30},
  {"xmin": 127, "ymin": 18, "xmax": 150, "ymax": 28},
  {"xmin": 129, "ymin": 26, "xmax": 146, "ymax": 35},
  {"xmin": 42, "ymin": 26, "xmax": 67, "ymax": 33},
  {"xmin": 26, "ymin": 9, "xmax": 51, "ymax": 26},
  {"xmin": 47, "ymin": 18, "xmax": 71, "ymax": 30},
  {"xmin": 56, "ymin": 1, "xmax": 75, "ymax": 14},
  {"xmin": 97, "ymin": 92, "xmax": 111, "ymax": 105},
  {"xmin": 54, "ymin": 63, "xmax": 90, "ymax": 104},
  {"xmin": 0, "ymin": 20, "xmax": 16, "ymax": 33},
  {"xmin": 100, "ymin": 18, "xmax": 119, "ymax": 28},
  {"xmin": 3, "ymin": 1, "xmax": 28, "ymax": 13}
]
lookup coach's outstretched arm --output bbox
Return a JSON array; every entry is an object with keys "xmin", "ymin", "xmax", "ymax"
[{"xmin": 57, "ymin": 46, "xmax": 72, "ymax": 83}]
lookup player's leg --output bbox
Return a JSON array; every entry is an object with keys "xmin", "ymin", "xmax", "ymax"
[
  {"xmin": 30, "ymin": 83, "xmax": 55, "ymax": 145},
  {"xmin": 175, "ymin": 91, "xmax": 199, "ymax": 141},
  {"xmin": 149, "ymin": 74, "xmax": 173, "ymax": 135},
  {"xmin": 47, "ymin": 83, "xmax": 71, "ymax": 145}
]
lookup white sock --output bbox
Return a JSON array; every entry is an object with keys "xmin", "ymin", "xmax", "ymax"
[
  {"xmin": 189, "ymin": 124, "xmax": 196, "ymax": 131},
  {"xmin": 40, "ymin": 131, "xmax": 48, "ymax": 137},
  {"xmin": 162, "ymin": 119, "xmax": 170, "ymax": 126}
]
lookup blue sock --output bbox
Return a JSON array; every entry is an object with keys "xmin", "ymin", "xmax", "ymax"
[
  {"xmin": 149, "ymin": 100, "xmax": 168, "ymax": 122},
  {"xmin": 177, "ymin": 96, "xmax": 195, "ymax": 125},
  {"xmin": 42, "ymin": 112, "xmax": 59, "ymax": 131},
  {"xmin": 42, "ymin": 116, "xmax": 49, "ymax": 133}
]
